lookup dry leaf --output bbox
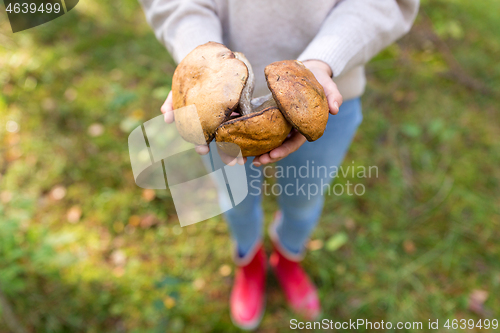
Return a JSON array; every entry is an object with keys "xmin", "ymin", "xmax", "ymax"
[
  {"xmin": 88, "ymin": 123, "xmax": 104, "ymax": 137},
  {"xmin": 128, "ymin": 215, "xmax": 141, "ymax": 227},
  {"xmin": 113, "ymin": 221, "xmax": 124, "ymax": 233},
  {"xmin": 192, "ymin": 278, "xmax": 206, "ymax": 291},
  {"xmin": 469, "ymin": 289, "xmax": 489, "ymax": 316},
  {"xmin": 307, "ymin": 239, "xmax": 324, "ymax": 251},
  {"xmin": 344, "ymin": 218, "xmax": 356, "ymax": 230},
  {"xmin": 140, "ymin": 214, "xmax": 159, "ymax": 229},
  {"xmin": 403, "ymin": 240, "xmax": 416, "ymax": 254},
  {"xmin": 0, "ymin": 191, "xmax": 13, "ymax": 204},
  {"xmin": 110, "ymin": 250, "xmax": 127, "ymax": 267},
  {"xmin": 164, "ymin": 296, "xmax": 176, "ymax": 309},
  {"xmin": 142, "ymin": 189, "xmax": 156, "ymax": 202},
  {"xmin": 67, "ymin": 205, "xmax": 82, "ymax": 223},
  {"xmin": 50, "ymin": 185, "xmax": 67, "ymax": 200},
  {"xmin": 112, "ymin": 266, "xmax": 125, "ymax": 277},
  {"xmin": 219, "ymin": 264, "xmax": 232, "ymax": 277}
]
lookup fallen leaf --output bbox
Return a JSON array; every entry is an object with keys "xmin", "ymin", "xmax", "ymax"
[
  {"xmin": 193, "ymin": 278, "xmax": 206, "ymax": 291},
  {"xmin": 140, "ymin": 214, "xmax": 158, "ymax": 229},
  {"xmin": 88, "ymin": 123, "xmax": 105, "ymax": 137},
  {"xmin": 164, "ymin": 296, "xmax": 176, "ymax": 309},
  {"xmin": 112, "ymin": 266, "xmax": 125, "ymax": 277},
  {"xmin": 344, "ymin": 218, "xmax": 356, "ymax": 230},
  {"xmin": 142, "ymin": 189, "xmax": 156, "ymax": 202},
  {"xmin": 113, "ymin": 221, "xmax": 124, "ymax": 233},
  {"xmin": 219, "ymin": 264, "xmax": 232, "ymax": 277},
  {"xmin": 50, "ymin": 185, "xmax": 67, "ymax": 200},
  {"xmin": 307, "ymin": 239, "xmax": 324, "ymax": 251},
  {"xmin": 0, "ymin": 191, "xmax": 13, "ymax": 204},
  {"xmin": 110, "ymin": 250, "xmax": 127, "ymax": 267},
  {"xmin": 403, "ymin": 240, "xmax": 416, "ymax": 254},
  {"xmin": 128, "ymin": 215, "xmax": 141, "ymax": 227},
  {"xmin": 469, "ymin": 289, "xmax": 489, "ymax": 316},
  {"xmin": 67, "ymin": 205, "xmax": 82, "ymax": 223},
  {"xmin": 325, "ymin": 232, "xmax": 348, "ymax": 252}
]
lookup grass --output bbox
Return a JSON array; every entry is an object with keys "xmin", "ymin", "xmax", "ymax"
[{"xmin": 0, "ymin": 0, "xmax": 499, "ymax": 332}]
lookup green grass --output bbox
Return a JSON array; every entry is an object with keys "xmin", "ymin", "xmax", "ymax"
[{"xmin": 1, "ymin": 0, "xmax": 499, "ymax": 332}]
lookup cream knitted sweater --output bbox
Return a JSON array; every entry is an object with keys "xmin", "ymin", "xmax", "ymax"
[{"xmin": 139, "ymin": 0, "xmax": 419, "ymax": 100}]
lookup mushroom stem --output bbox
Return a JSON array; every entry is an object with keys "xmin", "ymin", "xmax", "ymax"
[
  {"xmin": 234, "ymin": 53, "xmax": 277, "ymax": 115},
  {"xmin": 250, "ymin": 94, "xmax": 276, "ymax": 113},
  {"xmin": 234, "ymin": 52, "xmax": 255, "ymax": 116}
]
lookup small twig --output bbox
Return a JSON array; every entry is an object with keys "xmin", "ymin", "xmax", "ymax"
[{"xmin": 0, "ymin": 283, "xmax": 29, "ymax": 333}]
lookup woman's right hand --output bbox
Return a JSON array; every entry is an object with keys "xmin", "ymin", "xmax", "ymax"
[
  {"xmin": 161, "ymin": 91, "xmax": 245, "ymax": 165},
  {"xmin": 161, "ymin": 91, "xmax": 210, "ymax": 156},
  {"xmin": 161, "ymin": 90, "xmax": 175, "ymax": 123}
]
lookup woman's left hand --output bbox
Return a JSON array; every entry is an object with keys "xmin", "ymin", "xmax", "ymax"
[
  {"xmin": 252, "ymin": 129, "xmax": 306, "ymax": 167},
  {"xmin": 252, "ymin": 59, "xmax": 343, "ymax": 167}
]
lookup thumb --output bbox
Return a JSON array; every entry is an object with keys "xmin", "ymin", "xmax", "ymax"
[{"xmin": 320, "ymin": 77, "xmax": 343, "ymax": 115}]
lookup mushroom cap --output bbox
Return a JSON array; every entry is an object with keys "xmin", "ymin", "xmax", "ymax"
[
  {"xmin": 215, "ymin": 106, "xmax": 292, "ymax": 157},
  {"xmin": 172, "ymin": 42, "xmax": 249, "ymax": 144},
  {"xmin": 265, "ymin": 60, "xmax": 329, "ymax": 141}
]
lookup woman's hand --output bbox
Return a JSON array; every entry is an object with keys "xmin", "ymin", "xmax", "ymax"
[
  {"xmin": 160, "ymin": 91, "xmax": 211, "ymax": 156},
  {"xmin": 252, "ymin": 129, "xmax": 306, "ymax": 166},
  {"xmin": 162, "ymin": 59, "xmax": 342, "ymax": 167},
  {"xmin": 301, "ymin": 59, "xmax": 343, "ymax": 115},
  {"xmin": 252, "ymin": 59, "xmax": 343, "ymax": 167},
  {"xmin": 161, "ymin": 90, "xmax": 175, "ymax": 123},
  {"xmin": 160, "ymin": 91, "xmax": 244, "ymax": 164}
]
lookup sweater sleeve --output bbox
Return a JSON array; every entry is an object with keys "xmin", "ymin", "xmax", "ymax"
[
  {"xmin": 297, "ymin": 0, "xmax": 419, "ymax": 77},
  {"xmin": 138, "ymin": 0, "xmax": 223, "ymax": 63}
]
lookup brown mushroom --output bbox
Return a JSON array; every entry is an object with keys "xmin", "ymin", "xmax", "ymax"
[
  {"xmin": 216, "ymin": 106, "xmax": 292, "ymax": 157},
  {"xmin": 172, "ymin": 43, "xmax": 329, "ymax": 157},
  {"xmin": 213, "ymin": 53, "xmax": 292, "ymax": 157},
  {"xmin": 265, "ymin": 60, "xmax": 329, "ymax": 141},
  {"xmin": 172, "ymin": 42, "xmax": 248, "ymax": 144}
]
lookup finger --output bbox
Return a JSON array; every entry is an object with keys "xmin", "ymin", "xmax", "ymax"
[
  {"xmin": 252, "ymin": 156, "xmax": 262, "ymax": 167},
  {"xmin": 220, "ymin": 152, "xmax": 238, "ymax": 166},
  {"xmin": 161, "ymin": 91, "xmax": 175, "ymax": 123},
  {"xmin": 323, "ymin": 81, "xmax": 343, "ymax": 115},
  {"xmin": 195, "ymin": 145, "xmax": 210, "ymax": 155},
  {"xmin": 224, "ymin": 157, "xmax": 237, "ymax": 166},
  {"xmin": 237, "ymin": 156, "xmax": 246, "ymax": 165},
  {"xmin": 269, "ymin": 132, "xmax": 306, "ymax": 159},
  {"xmin": 213, "ymin": 143, "xmax": 244, "ymax": 166},
  {"xmin": 258, "ymin": 153, "xmax": 273, "ymax": 165},
  {"xmin": 164, "ymin": 111, "xmax": 174, "ymax": 123},
  {"xmin": 161, "ymin": 91, "xmax": 173, "ymax": 114},
  {"xmin": 257, "ymin": 154, "xmax": 285, "ymax": 166}
]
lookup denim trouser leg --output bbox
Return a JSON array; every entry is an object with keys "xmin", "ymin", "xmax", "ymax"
[
  {"xmin": 222, "ymin": 98, "xmax": 363, "ymax": 258},
  {"xmin": 220, "ymin": 156, "xmax": 264, "ymax": 257}
]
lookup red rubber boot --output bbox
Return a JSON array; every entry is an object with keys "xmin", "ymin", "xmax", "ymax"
[
  {"xmin": 269, "ymin": 214, "xmax": 321, "ymax": 320},
  {"xmin": 230, "ymin": 244, "xmax": 266, "ymax": 330}
]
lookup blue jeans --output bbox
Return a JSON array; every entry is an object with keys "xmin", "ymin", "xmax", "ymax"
[{"xmin": 219, "ymin": 98, "xmax": 363, "ymax": 258}]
